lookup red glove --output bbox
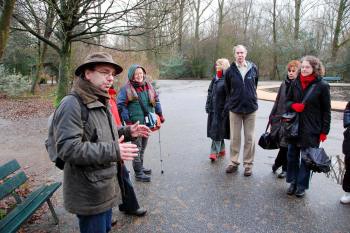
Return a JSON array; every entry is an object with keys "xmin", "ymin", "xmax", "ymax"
[
  {"xmin": 159, "ymin": 115, "xmax": 165, "ymax": 123},
  {"xmin": 291, "ymin": 103, "xmax": 305, "ymax": 113},
  {"xmin": 125, "ymin": 121, "xmax": 133, "ymax": 126},
  {"xmin": 319, "ymin": 133, "xmax": 327, "ymax": 142}
]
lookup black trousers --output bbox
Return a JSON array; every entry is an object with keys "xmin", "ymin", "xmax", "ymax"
[
  {"xmin": 274, "ymin": 146, "xmax": 288, "ymax": 172},
  {"xmin": 117, "ymin": 162, "xmax": 140, "ymax": 211},
  {"xmin": 343, "ymin": 153, "xmax": 350, "ymax": 192}
]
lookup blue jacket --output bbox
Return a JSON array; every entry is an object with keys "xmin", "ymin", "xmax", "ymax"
[{"xmin": 224, "ymin": 61, "xmax": 259, "ymax": 114}]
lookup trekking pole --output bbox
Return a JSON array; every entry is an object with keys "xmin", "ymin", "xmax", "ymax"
[{"xmin": 158, "ymin": 129, "xmax": 164, "ymax": 174}]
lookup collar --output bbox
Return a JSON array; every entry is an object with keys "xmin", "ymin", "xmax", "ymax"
[{"xmin": 235, "ymin": 61, "xmax": 247, "ymax": 68}]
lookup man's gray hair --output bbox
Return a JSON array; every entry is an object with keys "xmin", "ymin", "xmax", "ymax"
[{"xmin": 233, "ymin": 44, "xmax": 247, "ymax": 54}]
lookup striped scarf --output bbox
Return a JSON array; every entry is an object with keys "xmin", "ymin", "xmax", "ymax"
[{"xmin": 125, "ymin": 79, "xmax": 156, "ymax": 106}]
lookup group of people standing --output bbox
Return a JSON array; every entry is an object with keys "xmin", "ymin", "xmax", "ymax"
[{"xmin": 205, "ymin": 44, "xmax": 349, "ymax": 199}]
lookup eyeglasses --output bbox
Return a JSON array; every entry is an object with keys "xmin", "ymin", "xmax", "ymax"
[{"xmin": 94, "ymin": 69, "xmax": 118, "ymax": 79}]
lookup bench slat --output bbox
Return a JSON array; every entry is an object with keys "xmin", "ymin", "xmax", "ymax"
[
  {"xmin": 0, "ymin": 182, "xmax": 61, "ymax": 233},
  {"xmin": 0, "ymin": 160, "xmax": 20, "ymax": 180},
  {"xmin": 0, "ymin": 171, "xmax": 27, "ymax": 200}
]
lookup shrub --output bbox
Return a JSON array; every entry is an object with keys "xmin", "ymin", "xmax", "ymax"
[
  {"xmin": 159, "ymin": 55, "xmax": 191, "ymax": 79},
  {"xmin": 0, "ymin": 66, "xmax": 31, "ymax": 97}
]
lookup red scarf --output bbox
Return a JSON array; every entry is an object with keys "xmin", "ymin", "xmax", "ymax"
[
  {"xmin": 300, "ymin": 74, "xmax": 316, "ymax": 90},
  {"xmin": 217, "ymin": 70, "xmax": 223, "ymax": 78},
  {"xmin": 108, "ymin": 88, "xmax": 122, "ymax": 127}
]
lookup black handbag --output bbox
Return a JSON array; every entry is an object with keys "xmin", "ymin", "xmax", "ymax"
[
  {"xmin": 301, "ymin": 147, "xmax": 331, "ymax": 173},
  {"xmin": 282, "ymin": 83, "xmax": 316, "ymax": 139},
  {"xmin": 258, "ymin": 121, "xmax": 279, "ymax": 150}
]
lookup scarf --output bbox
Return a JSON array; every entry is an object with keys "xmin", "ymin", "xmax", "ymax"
[
  {"xmin": 217, "ymin": 70, "xmax": 223, "ymax": 78},
  {"xmin": 72, "ymin": 77, "xmax": 110, "ymax": 106},
  {"xmin": 300, "ymin": 74, "xmax": 316, "ymax": 90},
  {"xmin": 125, "ymin": 79, "xmax": 156, "ymax": 106}
]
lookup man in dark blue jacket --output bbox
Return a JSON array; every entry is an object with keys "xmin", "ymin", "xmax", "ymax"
[{"xmin": 224, "ymin": 45, "xmax": 259, "ymax": 176}]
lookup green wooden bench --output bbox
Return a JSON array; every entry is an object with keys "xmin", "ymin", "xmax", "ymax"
[
  {"xmin": 323, "ymin": 76, "xmax": 342, "ymax": 82},
  {"xmin": 0, "ymin": 160, "xmax": 61, "ymax": 233}
]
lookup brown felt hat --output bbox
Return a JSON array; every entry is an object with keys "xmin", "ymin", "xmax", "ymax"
[{"xmin": 75, "ymin": 52, "xmax": 123, "ymax": 76}]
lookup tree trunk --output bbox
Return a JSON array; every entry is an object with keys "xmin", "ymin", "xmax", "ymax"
[
  {"xmin": 294, "ymin": 0, "xmax": 301, "ymax": 40},
  {"xmin": 215, "ymin": 0, "xmax": 224, "ymax": 59},
  {"xmin": 331, "ymin": 0, "xmax": 347, "ymax": 59},
  {"xmin": 177, "ymin": 0, "xmax": 185, "ymax": 53},
  {"xmin": 0, "ymin": 0, "xmax": 16, "ymax": 59},
  {"xmin": 56, "ymin": 41, "xmax": 72, "ymax": 105},
  {"xmin": 271, "ymin": 0, "xmax": 278, "ymax": 80}
]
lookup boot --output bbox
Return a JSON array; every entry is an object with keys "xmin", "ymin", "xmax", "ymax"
[
  {"xmin": 135, "ymin": 171, "xmax": 151, "ymax": 182},
  {"xmin": 142, "ymin": 167, "xmax": 152, "ymax": 175},
  {"xmin": 209, "ymin": 153, "xmax": 217, "ymax": 162}
]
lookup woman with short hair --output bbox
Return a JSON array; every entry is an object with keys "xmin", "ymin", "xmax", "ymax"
[
  {"xmin": 270, "ymin": 60, "xmax": 300, "ymax": 178},
  {"xmin": 205, "ymin": 58, "xmax": 231, "ymax": 162}
]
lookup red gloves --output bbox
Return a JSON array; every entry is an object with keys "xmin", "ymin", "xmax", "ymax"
[
  {"xmin": 319, "ymin": 133, "xmax": 327, "ymax": 142},
  {"xmin": 291, "ymin": 103, "xmax": 305, "ymax": 113},
  {"xmin": 159, "ymin": 115, "xmax": 165, "ymax": 123}
]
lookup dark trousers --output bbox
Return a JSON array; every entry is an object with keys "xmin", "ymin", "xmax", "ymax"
[
  {"xmin": 274, "ymin": 146, "xmax": 288, "ymax": 171},
  {"xmin": 132, "ymin": 137, "xmax": 149, "ymax": 172},
  {"xmin": 77, "ymin": 209, "xmax": 112, "ymax": 233},
  {"xmin": 343, "ymin": 153, "xmax": 350, "ymax": 192},
  {"xmin": 117, "ymin": 162, "xmax": 140, "ymax": 211},
  {"xmin": 286, "ymin": 144, "xmax": 311, "ymax": 190}
]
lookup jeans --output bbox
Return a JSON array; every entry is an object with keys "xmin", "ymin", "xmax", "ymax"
[
  {"xmin": 286, "ymin": 144, "xmax": 311, "ymax": 190},
  {"xmin": 210, "ymin": 140, "xmax": 225, "ymax": 154},
  {"xmin": 77, "ymin": 209, "xmax": 112, "ymax": 233}
]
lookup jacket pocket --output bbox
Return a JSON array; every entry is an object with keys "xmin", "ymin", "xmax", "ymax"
[{"xmin": 83, "ymin": 166, "xmax": 116, "ymax": 183}]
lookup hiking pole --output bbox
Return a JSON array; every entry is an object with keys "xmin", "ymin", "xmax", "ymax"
[{"xmin": 158, "ymin": 129, "xmax": 164, "ymax": 174}]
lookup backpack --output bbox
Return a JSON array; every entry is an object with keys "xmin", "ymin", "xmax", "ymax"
[{"xmin": 45, "ymin": 92, "xmax": 89, "ymax": 170}]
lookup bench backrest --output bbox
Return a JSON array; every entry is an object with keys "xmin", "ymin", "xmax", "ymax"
[
  {"xmin": 323, "ymin": 76, "xmax": 341, "ymax": 81},
  {"xmin": 0, "ymin": 160, "xmax": 28, "ymax": 200}
]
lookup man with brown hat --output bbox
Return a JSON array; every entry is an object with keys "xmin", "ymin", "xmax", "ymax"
[{"xmin": 52, "ymin": 52, "xmax": 151, "ymax": 233}]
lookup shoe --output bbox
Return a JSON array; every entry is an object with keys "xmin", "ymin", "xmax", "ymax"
[
  {"xmin": 226, "ymin": 164, "xmax": 238, "ymax": 173},
  {"xmin": 295, "ymin": 187, "xmax": 305, "ymax": 198},
  {"xmin": 209, "ymin": 154, "xmax": 217, "ymax": 162},
  {"xmin": 218, "ymin": 150, "xmax": 225, "ymax": 157},
  {"xmin": 272, "ymin": 164, "xmax": 278, "ymax": 174},
  {"xmin": 135, "ymin": 172, "xmax": 151, "ymax": 182},
  {"xmin": 340, "ymin": 192, "xmax": 350, "ymax": 204},
  {"xmin": 278, "ymin": 171, "xmax": 286, "ymax": 179},
  {"xmin": 142, "ymin": 167, "xmax": 152, "ymax": 175},
  {"xmin": 287, "ymin": 183, "xmax": 296, "ymax": 195},
  {"xmin": 121, "ymin": 207, "xmax": 147, "ymax": 217},
  {"xmin": 244, "ymin": 167, "xmax": 252, "ymax": 177}
]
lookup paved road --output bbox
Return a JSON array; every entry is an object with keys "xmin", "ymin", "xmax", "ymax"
[{"xmin": 25, "ymin": 80, "xmax": 349, "ymax": 233}]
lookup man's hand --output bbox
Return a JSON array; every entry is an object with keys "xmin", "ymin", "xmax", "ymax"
[
  {"xmin": 118, "ymin": 135, "xmax": 139, "ymax": 161},
  {"xmin": 130, "ymin": 121, "xmax": 151, "ymax": 138}
]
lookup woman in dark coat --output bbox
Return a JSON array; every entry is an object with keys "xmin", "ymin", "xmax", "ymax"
[
  {"xmin": 270, "ymin": 60, "xmax": 300, "ymax": 178},
  {"xmin": 340, "ymin": 101, "xmax": 350, "ymax": 204},
  {"xmin": 285, "ymin": 55, "xmax": 331, "ymax": 198},
  {"xmin": 206, "ymin": 58, "xmax": 230, "ymax": 162}
]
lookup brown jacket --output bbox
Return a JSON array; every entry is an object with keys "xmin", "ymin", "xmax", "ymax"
[{"xmin": 54, "ymin": 92, "xmax": 132, "ymax": 215}]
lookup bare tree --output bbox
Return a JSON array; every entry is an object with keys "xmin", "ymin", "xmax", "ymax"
[
  {"xmin": 331, "ymin": 0, "xmax": 350, "ymax": 59},
  {"xmin": 13, "ymin": 0, "xmax": 172, "ymax": 103},
  {"xmin": 0, "ymin": 0, "xmax": 16, "ymax": 59},
  {"xmin": 294, "ymin": 0, "xmax": 301, "ymax": 40}
]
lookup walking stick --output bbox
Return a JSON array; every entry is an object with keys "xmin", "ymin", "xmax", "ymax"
[{"xmin": 158, "ymin": 129, "xmax": 164, "ymax": 174}]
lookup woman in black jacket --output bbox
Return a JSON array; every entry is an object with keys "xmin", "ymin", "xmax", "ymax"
[
  {"xmin": 340, "ymin": 101, "xmax": 350, "ymax": 204},
  {"xmin": 206, "ymin": 58, "xmax": 231, "ymax": 162},
  {"xmin": 270, "ymin": 60, "xmax": 300, "ymax": 178},
  {"xmin": 285, "ymin": 55, "xmax": 331, "ymax": 198}
]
